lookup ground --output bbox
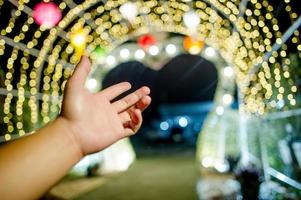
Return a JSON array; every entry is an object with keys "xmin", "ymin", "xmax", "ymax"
[{"xmin": 47, "ymin": 148, "xmax": 198, "ymax": 200}]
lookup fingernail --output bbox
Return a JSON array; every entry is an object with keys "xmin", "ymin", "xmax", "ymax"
[
  {"xmin": 125, "ymin": 82, "xmax": 132, "ymax": 88},
  {"xmin": 143, "ymin": 86, "xmax": 150, "ymax": 94}
]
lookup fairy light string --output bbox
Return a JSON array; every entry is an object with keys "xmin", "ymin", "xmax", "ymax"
[{"xmin": 0, "ymin": 0, "xmax": 300, "ymax": 141}]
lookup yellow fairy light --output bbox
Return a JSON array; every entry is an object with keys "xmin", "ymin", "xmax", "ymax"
[
  {"xmin": 291, "ymin": 86, "xmax": 297, "ymax": 92},
  {"xmin": 71, "ymin": 29, "xmax": 87, "ymax": 48},
  {"xmin": 290, "ymin": 99, "xmax": 296, "ymax": 106},
  {"xmin": 0, "ymin": 0, "xmax": 300, "ymax": 139}
]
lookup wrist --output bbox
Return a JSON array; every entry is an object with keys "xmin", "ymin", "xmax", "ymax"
[{"xmin": 54, "ymin": 117, "xmax": 85, "ymax": 160}]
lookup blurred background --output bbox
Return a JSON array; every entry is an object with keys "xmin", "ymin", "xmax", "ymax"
[{"xmin": 0, "ymin": 0, "xmax": 301, "ymax": 199}]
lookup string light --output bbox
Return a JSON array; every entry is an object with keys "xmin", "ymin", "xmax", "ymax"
[
  {"xmin": 138, "ymin": 34, "xmax": 157, "ymax": 50},
  {"xmin": 183, "ymin": 36, "xmax": 204, "ymax": 55},
  {"xmin": 183, "ymin": 10, "xmax": 200, "ymax": 29},
  {"xmin": 222, "ymin": 94, "xmax": 233, "ymax": 106},
  {"xmin": 91, "ymin": 46, "xmax": 107, "ymax": 63},
  {"xmin": 86, "ymin": 78, "xmax": 98, "ymax": 91},
  {"xmin": 119, "ymin": 48, "xmax": 130, "ymax": 59},
  {"xmin": 204, "ymin": 47, "xmax": 216, "ymax": 57},
  {"xmin": 223, "ymin": 66, "xmax": 234, "ymax": 77},
  {"xmin": 216, "ymin": 106, "xmax": 225, "ymax": 116},
  {"xmin": 106, "ymin": 55, "xmax": 117, "ymax": 66},
  {"xmin": 0, "ymin": 0, "xmax": 300, "ymax": 139},
  {"xmin": 119, "ymin": 2, "xmax": 138, "ymax": 23},
  {"xmin": 165, "ymin": 44, "xmax": 177, "ymax": 55},
  {"xmin": 148, "ymin": 45, "xmax": 160, "ymax": 56},
  {"xmin": 134, "ymin": 49, "xmax": 146, "ymax": 59}
]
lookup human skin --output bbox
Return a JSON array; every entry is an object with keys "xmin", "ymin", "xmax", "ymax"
[{"xmin": 0, "ymin": 56, "xmax": 151, "ymax": 200}]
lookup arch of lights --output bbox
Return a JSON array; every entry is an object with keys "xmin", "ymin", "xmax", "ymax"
[{"xmin": 0, "ymin": 0, "xmax": 300, "ymax": 142}]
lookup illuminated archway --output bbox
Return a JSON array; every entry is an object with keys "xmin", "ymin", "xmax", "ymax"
[{"xmin": 0, "ymin": 0, "xmax": 300, "ymax": 143}]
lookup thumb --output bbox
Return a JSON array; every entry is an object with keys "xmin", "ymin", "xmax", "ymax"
[{"xmin": 70, "ymin": 56, "xmax": 91, "ymax": 88}]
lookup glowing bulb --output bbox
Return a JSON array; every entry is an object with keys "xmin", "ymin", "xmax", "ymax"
[
  {"xmin": 120, "ymin": 48, "xmax": 130, "ymax": 59},
  {"xmin": 178, "ymin": 117, "xmax": 188, "ymax": 127},
  {"xmin": 205, "ymin": 47, "xmax": 216, "ymax": 57},
  {"xmin": 134, "ymin": 49, "xmax": 145, "ymax": 59},
  {"xmin": 73, "ymin": 35, "xmax": 85, "ymax": 46},
  {"xmin": 160, "ymin": 121, "xmax": 169, "ymax": 131},
  {"xmin": 222, "ymin": 94, "xmax": 233, "ymax": 105},
  {"xmin": 183, "ymin": 11, "xmax": 200, "ymax": 29},
  {"xmin": 33, "ymin": 2, "xmax": 62, "ymax": 28},
  {"xmin": 92, "ymin": 46, "xmax": 106, "ymax": 63},
  {"xmin": 165, "ymin": 44, "xmax": 177, "ymax": 55},
  {"xmin": 223, "ymin": 66, "xmax": 234, "ymax": 77},
  {"xmin": 276, "ymin": 100, "xmax": 285, "ymax": 109},
  {"xmin": 285, "ymin": 123, "xmax": 293, "ymax": 133},
  {"xmin": 183, "ymin": 36, "xmax": 204, "ymax": 55},
  {"xmin": 71, "ymin": 30, "xmax": 87, "ymax": 48},
  {"xmin": 189, "ymin": 46, "xmax": 201, "ymax": 55},
  {"xmin": 149, "ymin": 45, "xmax": 159, "ymax": 56},
  {"xmin": 86, "ymin": 78, "xmax": 98, "ymax": 90},
  {"xmin": 106, "ymin": 55, "xmax": 116, "ymax": 65},
  {"xmin": 202, "ymin": 157, "xmax": 214, "ymax": 168},
  {"xmin": 216, "ymin": 106, "xmax": 224, "ymax": 116},
  {"xmin": 119, "ymin": 2, "xmax": 138, "ymax": 22},
  {"xmin": 138, "ymin": 34, "xmax": 156, "ymax": 50},
  {"xmin": 215, "ymin": 161, "xmax": 229, "ymax": 173}
]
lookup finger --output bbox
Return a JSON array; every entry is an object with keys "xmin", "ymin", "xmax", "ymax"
[
  {"xmin": 69, "ymin": 56, "xmax": 91, "ymax": 88},
  {"xmin": 118, "ymin": 95, "xmax": 150, "ymax": 125},
  {"xmin": 124, "ymin": 109, "xmax": 142, "ymax": 136},
  {"xmin": 100, "ymin": 82, "xmax": 131, "ymax": 100},
  {"xmin": 119, "ymin": 111, "xmax": 131, "ymax": 124},
  {"xmin": 135, "ymin": 96, "xmax": 151, "ymax": 111},
  {"xmin": 112, "ymin": 86, "xmax": 150, "ymax": 113},
  {"xmin": 132, "ymin": 109, "xmax": 142, "ymax": 125}
]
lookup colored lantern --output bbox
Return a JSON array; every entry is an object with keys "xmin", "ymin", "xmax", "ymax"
[
  {"xmin": 70, "ymin": 29, "xmax": 87, "ymax": 49},
  {"xmin": 183, "ymin": 36, "xmax": 205, "ymax": 55},
  {"xmin": 91, "ymin": 46, "xmax": 107, "ymax": 63},
  {"xmin": 94, "ymin": 46, "xmax": 106, "ymax": 57},
  {"xmin": 138, "ymin": 34, "xmax": 157, "ymax": 50},
  {"xmin": 33, "ymin": 2, "xmax": 62, "ymax": 29}
]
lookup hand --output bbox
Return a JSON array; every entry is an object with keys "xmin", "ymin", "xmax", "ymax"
[{"xmin": 60, "ymin": 56, "xmax": 151, "ymax": 155}]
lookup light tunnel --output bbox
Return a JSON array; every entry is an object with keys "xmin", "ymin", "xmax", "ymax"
[
  {"xmin": 1, "ymin": 0, "xmax": 301, "ymax": 198},
  {"xmin": 0, "ymin": 0, "xmax": 300, "ymax": 141}
]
